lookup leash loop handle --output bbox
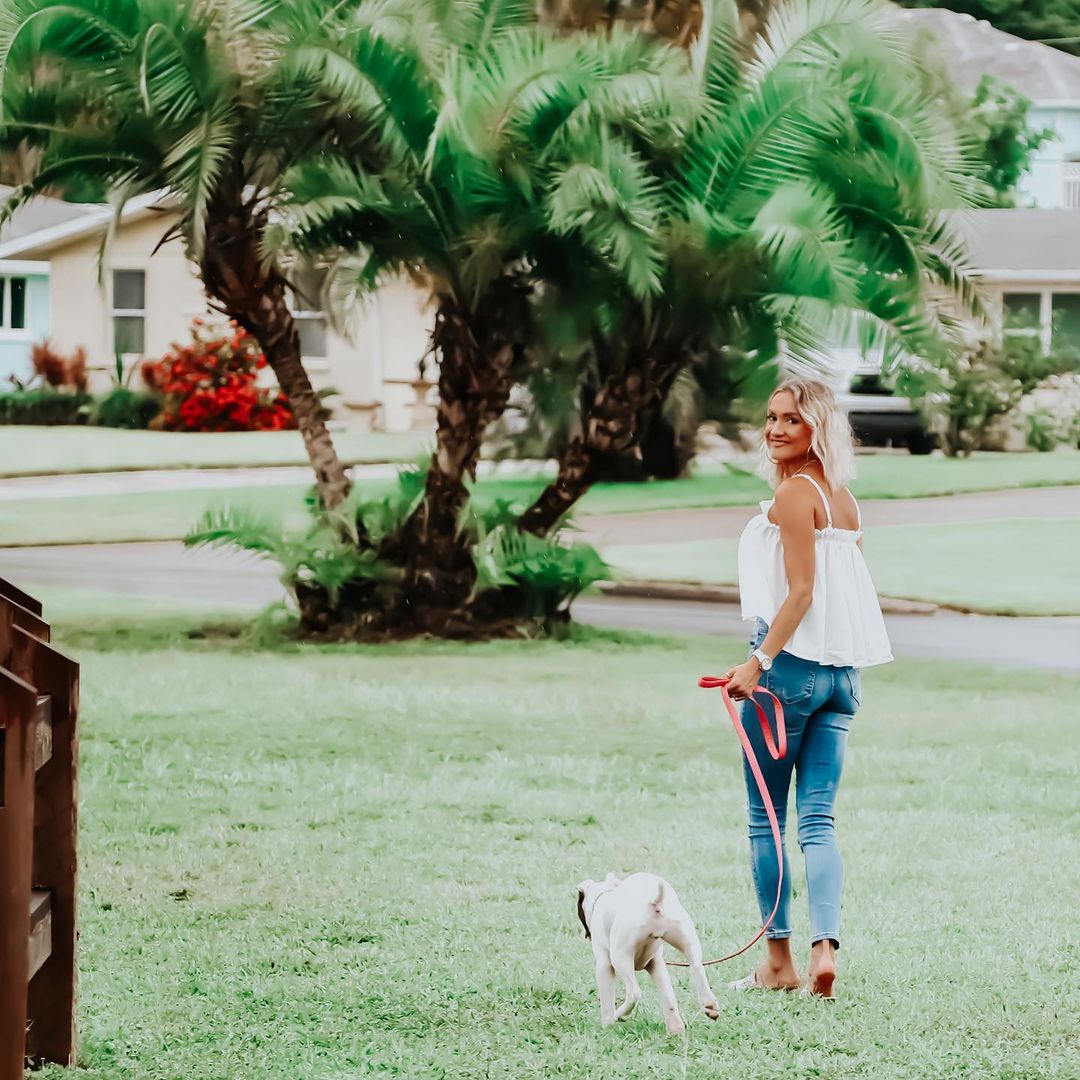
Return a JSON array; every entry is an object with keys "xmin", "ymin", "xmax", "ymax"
[{"xmin": 668, "ymin": 675, "xmax": 787, "ymax": 969}]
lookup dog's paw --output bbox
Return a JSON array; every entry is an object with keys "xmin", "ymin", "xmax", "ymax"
[{"xmin": 703, "ymin": 999, "xmax": 720, "ymax": 1020}]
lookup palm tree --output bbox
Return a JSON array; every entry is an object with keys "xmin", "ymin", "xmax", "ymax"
[
  {"xmin": 281, "ymin": 17, "xmax": 687, "ymax": 609},
  {"xmin": 518, "ymin": 0, "xmax": 983, "ymax": 534},
  {"xmin": 0, "ymin": 0, "xmax": 434, "ymax": 512}
]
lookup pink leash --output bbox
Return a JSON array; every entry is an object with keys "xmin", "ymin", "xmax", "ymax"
[{"xmin": 667, "ymin": 675, "xmax": 787, "ymax": 969}]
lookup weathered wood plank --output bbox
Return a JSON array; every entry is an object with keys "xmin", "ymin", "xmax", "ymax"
[
  {"xmin": 28, "ymin": 891, "xmax": 51, "ymax": 981},
  {"xmin": 0, "ymin": 579, "xmax": 42, "ymax": 617},
  {"xmin": 34, "ymin": 696, "xmax": 51, "ymax": 772},
  {"xmin": 19, "ymin": 629, "xmax": 78, "ymax": 1069},
  {"xmin": 0, "ymin": 656, "xmax": 38, "ymax": 1080}
]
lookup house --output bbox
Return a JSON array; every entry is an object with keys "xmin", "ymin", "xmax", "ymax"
[
  {"xmin": 898, "ymin": 8, "xmax": 1080, "ymax": 210},
  {"xmin": 894, "ymin": 10, "xmax": 1080, "ymax": 353},
  {"xmin": 954, "ymin": 208, "xmax": 1080, "ymax": 352},
  {"xmin": 0, "ymin": 190, "xmax": 436, "ymax": 432},
  {"xmin": 0, "ymin": 188, "xmax": 100, "ymax": 387}
]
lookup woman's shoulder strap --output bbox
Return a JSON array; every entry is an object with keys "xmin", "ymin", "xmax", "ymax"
[{"xmin": 793, "ymin": 473, "xmax": 833, "ymax": 528}]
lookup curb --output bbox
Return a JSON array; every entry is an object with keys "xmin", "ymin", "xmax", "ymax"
[{"xmin": 599, "ymin": 580, "xmax": 940, "ymax": 616}]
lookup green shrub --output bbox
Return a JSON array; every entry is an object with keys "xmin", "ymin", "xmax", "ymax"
[
  {"xmin": 89, "ymin": 387, "xmax": 161, "ymax": 429},
  {"xmin": 184, "ymin": 466, "xmax": 613, "ymax": 638},
  {"xmin": 0, "ymin": 388, "xmax": 91, "ymax": 425}
]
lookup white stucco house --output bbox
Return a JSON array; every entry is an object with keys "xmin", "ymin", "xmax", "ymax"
[{"xmin": 0, "ymin": 188, "xmax": 437, "ymax": 432}]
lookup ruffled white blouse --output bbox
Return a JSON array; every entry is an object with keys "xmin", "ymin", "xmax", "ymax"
[{"xmin": 737, "ymin": 474, "xmax": 894, "ymax": 669}]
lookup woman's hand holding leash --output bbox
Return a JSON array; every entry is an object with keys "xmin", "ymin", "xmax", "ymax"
[
  {"xmin": 673, "ymin": 672, "xmax": 786, "ymax": 968},
  {"xmin": 721, "ymin": 658, "xmax": 762, "ymax": 701}
]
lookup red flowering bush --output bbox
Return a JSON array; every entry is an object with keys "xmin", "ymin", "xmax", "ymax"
[{"xmin": 141, "ymin": 319, "xmax": 296, "ymax": 432}]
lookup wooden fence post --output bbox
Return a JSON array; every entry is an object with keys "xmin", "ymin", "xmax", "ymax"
[
  {"xmin": 0, "ymin": 582, "xmax": 78, "ymax": 1076},
  {"xmin": 18, "ymin": 632, "xmax": 77, "ymax": 1069},
  {"xmin": 0, "ymin": 626, "xmax": 38, "ymax": 1080}
]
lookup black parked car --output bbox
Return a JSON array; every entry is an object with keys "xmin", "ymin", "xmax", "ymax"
[{"xmin": 838, "ymin": 374, "xmax": 937, "ymax": 454}]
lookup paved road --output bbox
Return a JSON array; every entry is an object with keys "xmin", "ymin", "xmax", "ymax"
[
  {"xmin": 2, "ymin": 542, "xmax": 1078, "ymax": 673},
  {"xmin": 578, "ymin": 485, "xmax": 1080, "ymax": 545}
]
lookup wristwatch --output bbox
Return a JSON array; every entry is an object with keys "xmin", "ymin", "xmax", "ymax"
[{"xmin": 751, "ymin": 648, "xmax": 774, "ymax": 672}]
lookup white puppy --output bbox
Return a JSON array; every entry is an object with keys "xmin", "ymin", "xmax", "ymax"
[{"xmin": 576, "ymin": 872, "xmax": 720, "ymax": 1033}]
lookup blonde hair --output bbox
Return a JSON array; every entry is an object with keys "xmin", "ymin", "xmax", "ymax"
[{"xmin": 757, "ymin": 377, "xmax": 857, "ymax": 492}]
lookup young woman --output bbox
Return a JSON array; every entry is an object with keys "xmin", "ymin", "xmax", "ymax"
[{"xmin": 722, "ymin": 377, "xmax": 893, "ymax": 999}]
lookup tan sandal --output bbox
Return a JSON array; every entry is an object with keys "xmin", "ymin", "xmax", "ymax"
[{"xmin": 728, "ymin": 970, "xmax": 763, "ymax": 991}]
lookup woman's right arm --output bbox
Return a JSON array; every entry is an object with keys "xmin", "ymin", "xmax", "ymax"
[
  {"xmin": 723, "ymin": 480, "xmax": 816, "ymax": 699},
  {"xmin": 758, "ymin": 480, "xmax": 817, "ymax": 662}
]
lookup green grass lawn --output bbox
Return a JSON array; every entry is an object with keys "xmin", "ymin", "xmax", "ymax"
[
  {"xmin": 4, "ymin": 450, "xmax": 1080, "ymax": 548},
  {"xmin": 0, "ymin": 426, "xmax": 428, "ymax": 476},
  {"xmin": 26, "ymin": 592, "xmax": 1080, "ymax": 1079},
  {"xmin": 2, "ymin": 424, "xmax": 1078, "ymax": 497},
  {"xmin": 604, "ymin": 520, "xmax": 1080, "ymax": 616}
]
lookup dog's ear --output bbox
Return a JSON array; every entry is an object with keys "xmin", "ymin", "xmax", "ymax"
[
  {"xmin": 604, "ymin": 871, "xmax": 622, "ymax": 885},
  {"xmin": 576, "ymin": 885, "xmax": 591, "ymax": 940}
]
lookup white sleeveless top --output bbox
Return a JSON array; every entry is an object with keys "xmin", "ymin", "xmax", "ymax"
[{"xmin": 737, "ymin": 474, "xmax": 893, "ymax": 669}]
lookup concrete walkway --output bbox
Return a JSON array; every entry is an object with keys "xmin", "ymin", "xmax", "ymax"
[
  {"xmin": 0, "ymin": 459, "xmax": 555, "ymax": 501},
  {"xmin": 0, "ymin": 464, "xmax": 396, "ymax": 500}
]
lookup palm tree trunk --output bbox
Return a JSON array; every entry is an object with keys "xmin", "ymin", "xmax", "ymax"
[
  {"xmin": 257, "ymin": 304, "xmax": 352, "ymax": 510},
  {"xmin": 540, "ymin": 0, "xmax": 767, "ymax": 44},
  {"xmin": 406, "ymin": 295, "xmax": 520, "ymax": 586},
  {"xmin": 520, "ymin": 333, "xmax": 690, "ymax": 535},
  {"xmin": 199, "ymin": 188, "xmax": 352, "ymax": 512},
  {"xmin": 519, "ymin": 372, "xmax": 649, "ymax": 535}
]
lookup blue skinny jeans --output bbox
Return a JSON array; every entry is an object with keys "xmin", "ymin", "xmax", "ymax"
[{"xmin": 741, "ymin": 618, "xmax": 861, "ymax": 949}]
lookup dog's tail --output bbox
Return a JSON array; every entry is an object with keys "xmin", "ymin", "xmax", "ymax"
[{"xmin": 651, "ymin": 879, "xmax": 665, "ymax": 911}]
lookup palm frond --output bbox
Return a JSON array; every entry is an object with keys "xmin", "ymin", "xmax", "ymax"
[
  {"xmin": 472, "ymin": 0, "xmax": 535, "ymax": 55},
  {"xmin": 689, "ymin": 0, "xmax": 742, "ymax": 118},
  {"xmin": 684, "ymin": 69, "xmax": 850, "ymax": 218},
  {"xmin": 184, "ymin": 504, "xmax": 286, "ymax": 559},
  {"xmin": 472, "ymin": 523, "xmax": 611, "ymax": 614},
  {"xmin": 162, "ymin": 97, "xmax": 238, "ymax": 256},
  {"xmin": 546, "ymin": 134, "xmax": 664, "ymax": 300},
  {"xmin": 751, "ymin": 181, "xmax": 859, "ymax": 307},
  {"xmin": 752, "ymin": 0, "xmax": 902, "ymax": 83}
]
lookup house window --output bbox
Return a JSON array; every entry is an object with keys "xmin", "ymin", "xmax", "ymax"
[
  {"xmin": 1051, "ymin": 293, "xmax": 1080, "ymax": 350},
  {"xmin": 289, "ymin": 267, "xmax": 329, "ymax": 368},
  {"xmin": 112, "ymin": 269, "xmax": 146, "ymax": 355},
  {"xmin": 1001, "ymin": 289, "xmax": 1080, "ymax": 353},
  {"xmin": 0, "ymin": 276, "xmax": 28, "ymax": 331},
  {"xmin": 1064, "ymin": 161, "xmax": 1080, "ymax": 209},
  {"xmin": 1002, "ymin": 292, "xmax": 1042, "ymax": 336}
]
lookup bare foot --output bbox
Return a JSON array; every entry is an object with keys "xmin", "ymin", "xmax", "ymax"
[
  {"xmin": 808, "ymin": 941, "xmax": 837, "ymax": 998},
  {"xmin": 758, "ymin": 962, "xmax": 801, "ymax": 990},
  {"xmin": 732, "ymin": 940, "xmax": 800, "ymax": 991}
]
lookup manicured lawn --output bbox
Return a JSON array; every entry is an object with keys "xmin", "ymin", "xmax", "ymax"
[
  {"xmin": 2, "ymin": 424, "xmax": 1078, "ymax": 499},
  {"xmin": 604, "ymin": 520, "xmax": 1080, "ymax": 616},
  {"xmin": 27, "ymin": 592, "xmax": 1080, "ymax": 1079},
  {"xmin": 3, "ymin": 451, "xmax": 1080, "ymax": 547},
  {"xmin": 0, "ymin": 426, "xmax": 428, "ymax": 476}
]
